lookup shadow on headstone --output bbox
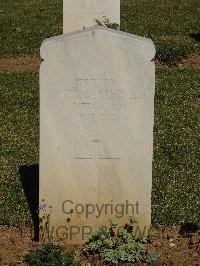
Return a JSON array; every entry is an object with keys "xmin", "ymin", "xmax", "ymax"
[
  {"xmin": 19, "ymin": 164, "xmax": 39, "ymax": 241},
  {"xmin": 189, "ymin": 33, "xmax": 200, "ymax": 42}
]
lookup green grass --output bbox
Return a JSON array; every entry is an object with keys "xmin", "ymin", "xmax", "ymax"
[
  {"xmin": 0, "ymin": 73, "xmax": 39, "ymax": 226},
  {"xmin": 0, "ymin": 0, "xmax": 62, "ymax": 54},
  {"xmin": 0, "ymin": 70, "xmax": 199, "ymax": 227},
  {"xmin": 0, "ymin": 0, "xmax": 199, "ymax": 54},
  {"xmin": 152, "ymin": 69, "xmax": 200, "ymax": 225},
  {"xmin": 121, "ymin": 0, "xmax": 200, "ymax": 54}
]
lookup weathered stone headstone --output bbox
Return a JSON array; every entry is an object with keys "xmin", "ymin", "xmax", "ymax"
[
  {"xmin": 40, "ymin": 27, "xmax": 155, "ymax": 243},
  {"xmin": 63, "ymin": 0, "xmax": 120, "ymax": 33}
]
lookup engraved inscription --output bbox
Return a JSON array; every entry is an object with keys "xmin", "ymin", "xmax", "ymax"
[
  {"xmin": 62, "ymin": 78, "xmax": 123, "ymax": 121},
  {"xmin": 74, "ymin": 140, "xmax": 120, "ymax": 161},
  {"xmin": 71, "ymin": 78, "xmax": 122, "ymax": 161}
]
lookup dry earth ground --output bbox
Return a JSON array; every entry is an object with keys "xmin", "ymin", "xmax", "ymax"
[{"xmin": 0, "ymin": 225, "xmax": 200, "ymax": 265}]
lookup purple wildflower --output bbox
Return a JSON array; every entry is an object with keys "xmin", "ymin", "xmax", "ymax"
[{"xmin": 38, "ymin": 203, "xmax": 47, "ymax": 211}]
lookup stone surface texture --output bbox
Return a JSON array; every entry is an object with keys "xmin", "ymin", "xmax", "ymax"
[
  {"xmin": 40, "ymin": 27, "xmax": 155, "ymax": 243},
  {"xmin": 63, "ymin": 0, "xmax": 120, "ymax": 33}
]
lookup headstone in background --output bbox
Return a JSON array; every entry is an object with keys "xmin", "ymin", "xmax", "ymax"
[
  {"xmin": 40, "ymin": 26, "xmax": 155, "ymax": 243},
  {"xmin": 63, "ymin": 0, "xmax": 120, "ymax": 33}
]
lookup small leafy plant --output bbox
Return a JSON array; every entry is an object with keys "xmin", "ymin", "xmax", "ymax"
[
  {"xmin": 156, "ymin": 43, "xmax": 189, "ymax": 66},
  {"xmin": 25, "ymin": 242, "xmax": 80, "ymax": 266},
  {"xmin": 82, "ymin": 217, "xmax": 159, "ymax": 264},
  {"xmin": 95, "ymin": 16, "xmax": 120, "ymax": 30}
]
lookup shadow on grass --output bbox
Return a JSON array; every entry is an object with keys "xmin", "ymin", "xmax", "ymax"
[
  {"xmin": 19, "ymin": 164, "xmax": 39, "ymax": 241},
  {"xmin": 179, "ymin": 222, "xmax": 199, "ymax": 236},
  {"xmin": 189, "ymin": 33, "xmax": 200, "ymax": 42}
]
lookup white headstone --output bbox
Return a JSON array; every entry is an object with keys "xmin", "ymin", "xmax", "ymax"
[
  {"xmin": 40, "ymin": 27, "xmax": 155, "ymax": 243},
  {"xmin": 63, "ymin": 0, "xmax": 120, "ymax": 33}
]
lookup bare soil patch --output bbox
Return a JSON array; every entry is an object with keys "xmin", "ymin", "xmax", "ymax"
[
  {"xmin": 0, "ymin": 225, "xmax": 199, "ymax": 265},
  {"xmin": 149, "ymin": 225, "xmax": 200, "ymax": 266},
  {"xmin": 0, "ymin": 226, "xmax": 40, "ymax": 265},
  {"xmin": 155, "ymin": 53, "xmax": 200, "ymax": 69},
  {"xmin": 179, "ymin": 54, "xmax": 200, "ymax": 68},
  {"xmin": 0, "ymin": 55, "xmax": 41, "ymax": 73}
]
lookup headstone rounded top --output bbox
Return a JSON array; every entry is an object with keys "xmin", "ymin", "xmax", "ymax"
[{"xmin": 41, "ymin": 26, "xmax": 155, "ymax": 61}]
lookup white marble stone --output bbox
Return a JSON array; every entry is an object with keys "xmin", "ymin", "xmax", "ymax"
[
  {"xmin": 40, "ymin": 27, "xmax": 155, "ymax": 243},
  {"xmin": 63, "ymin": 0, "xmax": 120, "ymax": 33}
]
